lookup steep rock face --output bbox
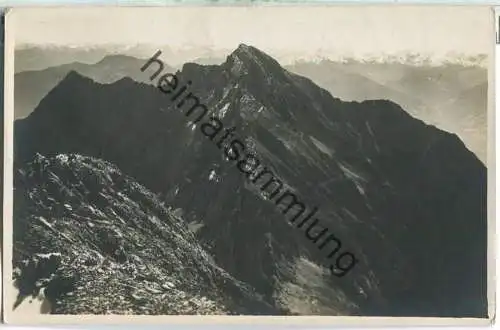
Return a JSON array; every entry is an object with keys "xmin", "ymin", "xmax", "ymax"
[
  {"xmin": 14, "ymin": 44, "xmax": 487, "ymax": 317},
  {"xmin": 13, "ymin": 153, "xmax": 278, "ymax": 315}
]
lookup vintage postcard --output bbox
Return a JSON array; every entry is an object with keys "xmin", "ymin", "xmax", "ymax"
[{"xmin": 2, "ymin": 6, "xmax": 495, "ymax": 325}]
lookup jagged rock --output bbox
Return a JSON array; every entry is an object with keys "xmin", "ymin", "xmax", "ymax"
[{"xmin": 12, "ymin": 155, "xmax": 278, "ymax": 315}]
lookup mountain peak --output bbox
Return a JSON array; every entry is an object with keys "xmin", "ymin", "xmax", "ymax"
[
  {"xmin": 232, "ymin": 43, "xmax": 261, "ymax": 56},
  {"xmin": 228, "ymin": 44, "xmax": 274, "ymax": 63},
  {"xmin": 224, "ymin": 44, "xmax": 283, "ymax": 77},
  {"xmin": 61, "ymin": 70, "xmax": 94, "ymax": 85},
  {"xmin": 96, "ymin": 54, "xmax": 141, "ymax": 66},
  {"xmin": 50, "ymin": 70, "xmax": 96, "ymax": 98}
]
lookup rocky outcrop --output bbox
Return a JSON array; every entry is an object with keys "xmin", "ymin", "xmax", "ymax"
[{"xmin": 13, "ymin": 153, "xmax": 278, "ymax": 315}]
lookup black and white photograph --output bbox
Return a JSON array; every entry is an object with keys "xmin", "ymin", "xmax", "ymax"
[{"xmin": 2, "ymin": 6, "xmax": 494, "ymax": 323}]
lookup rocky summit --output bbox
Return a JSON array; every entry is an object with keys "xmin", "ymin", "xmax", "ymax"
[
  {"xmin": 13, "ymin": 44, "xmax": 487, "ymax": 317},
  {"xmin": 13, "ymin": 153, "xmax": 278, "ymax": 315}
]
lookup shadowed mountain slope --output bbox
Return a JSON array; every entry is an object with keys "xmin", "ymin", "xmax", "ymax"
[{"xmin": 286, "ymin": 60, "xmax": 488, "ymax": 163}]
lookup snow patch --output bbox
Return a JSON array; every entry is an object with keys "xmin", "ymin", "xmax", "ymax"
[
  {"xmin": 35, "ymin": 252, "xmax": 61, "ymax": 260},
  {"xmin": 309, "ymin": 136, "xmax": 333, "ymax": 157},
  {"xmin": 274, "ymin": 257, "xmax": 357, "ymax": 315},
  {"xmin": 208, "ymin": 169, "xmax": 220, "ymax": 183},
  {"xmin": 338, "ymin": 162, "xmax": 367, "ymax": 183},
  {"xmin": 55, "ymin": 154, "xmax": 69, "ymax": 165},
  {"xmin": 229, "ymin": 55, "xmax": 246, "ymax": 75},
  {"xmin": 218, "ymin": 103, "xmax": 230, "ymax": 118},
  {"xmin": 187, "ymin": 221, "xmax": 204, "ymax": 234},
  {"xmin": 38, "ymin": 216, "xmax": 53, "ymax": 228}
]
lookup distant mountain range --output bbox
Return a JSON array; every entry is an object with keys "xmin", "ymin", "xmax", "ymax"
[
  {"xmin": 17, "ymin": 45, "xmax": 485, "ymax": 73},
  {"xmin": 13, "ymin": 44, "xmax": 487, "ymax": 316},
  {"xmin": 16, "ymin": 47, "xmax": 114, "ymax": 73},
  {"xmin": 14, "ymin": 45, "xmax": 228, "ymax": 73}
]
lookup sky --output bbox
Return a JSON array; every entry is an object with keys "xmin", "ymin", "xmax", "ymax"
[{"xmin": 8, "ymin": 6, "xmax": 493, "ymax": 62}]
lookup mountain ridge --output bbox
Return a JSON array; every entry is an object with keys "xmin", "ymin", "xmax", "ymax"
[
  {"xmin": 15, "ymin": 50, "xmax": 488, "ymax": 165},
  {"xmin": 14, "ymin": 55, "xmax": 167, "ymax": 119}
]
